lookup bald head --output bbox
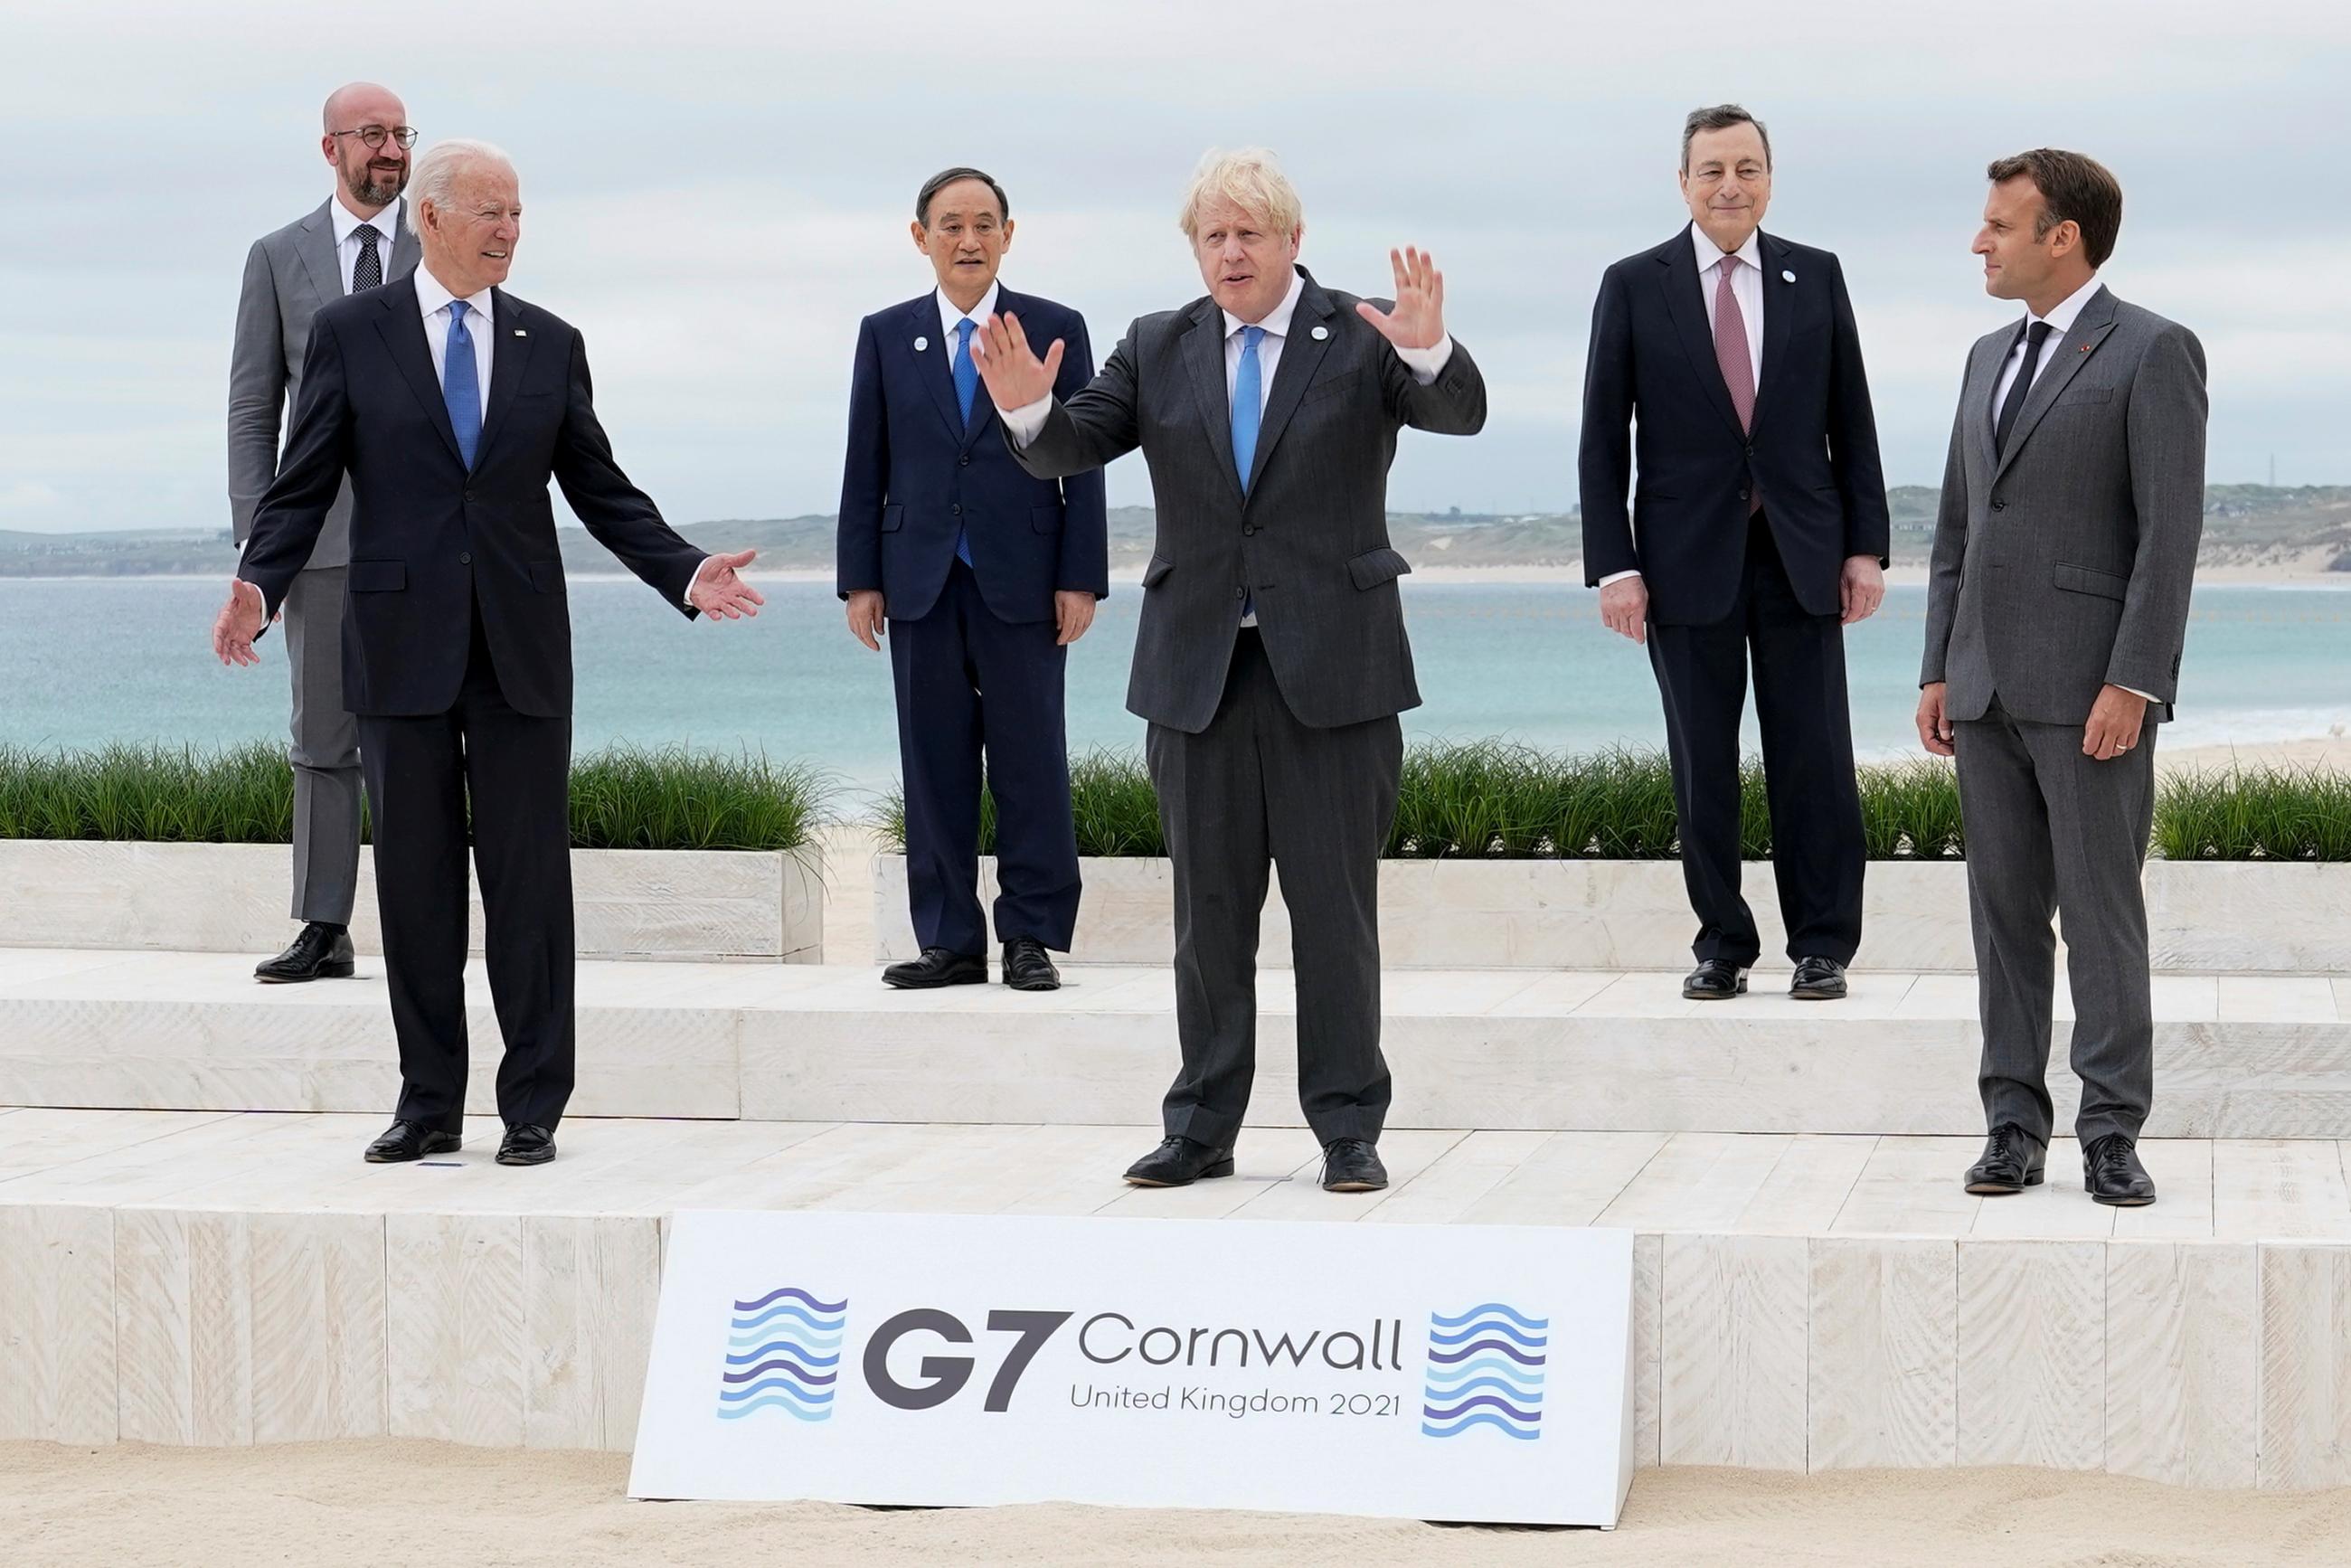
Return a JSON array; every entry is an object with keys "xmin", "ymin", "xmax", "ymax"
[{"xmin": 318, "ymin": 81, "xmax": 411, "ymax": 214}]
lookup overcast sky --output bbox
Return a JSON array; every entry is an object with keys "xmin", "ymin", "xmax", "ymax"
[{"xmin": 5, "ymin": 0, "xmax": 2343, "ymax": 534}]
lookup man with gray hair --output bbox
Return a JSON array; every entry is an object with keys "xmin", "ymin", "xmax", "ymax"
[
  {"xmin": 972, "ymin": 147, "xmax": 1487, "ymax": 1194},
  {"xmin": 213, "ymin": 139, "xmax": 765, "ymax": 1168},
  {"xmin": 227, "ymin": 82, "xmax": 421, "ymax": 984}
]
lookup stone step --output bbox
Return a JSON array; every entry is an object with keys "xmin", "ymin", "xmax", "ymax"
[{"xmin": 1, "ymin": 950, "xmax": 2346, "ymax": 1138}]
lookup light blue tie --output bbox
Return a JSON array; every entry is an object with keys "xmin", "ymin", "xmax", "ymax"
[
  {"xmin": 1232, "ymin": 326, "xmax": 1264, "ymax": 619},
  {"xmin": 444, "ymin": 300, "xmax": 482, "ymax": 469},
  {"xmin": 952, "ymin": 318, "xmax": 977, "ymax": 565}
]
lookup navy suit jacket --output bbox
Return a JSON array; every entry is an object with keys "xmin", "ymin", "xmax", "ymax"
[
  {"xmin": 836, "ymin": 288, "xmax": 1108, "ymax": 625},
  {"xmin": 238, "ymin": 274, "xmax": 707, "ymax": 718},
  {"xmin": 1578, "ymin": 228, "xmax": 1890, "ymax": 626}
]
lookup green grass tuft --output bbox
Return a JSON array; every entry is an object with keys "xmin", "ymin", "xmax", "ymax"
[{"xmin": 2153, "ymin": 763, "xmax": 2351, "ymax": 863}]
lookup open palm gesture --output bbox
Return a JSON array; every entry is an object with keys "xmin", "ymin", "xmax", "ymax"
[
  {"xmin": 971, "ymin": 311, "xmax": 1065, "ymax": 411},
  {"xmin": 1355, "ymin": 247, "xmax": 1446, "ymax": 351}
]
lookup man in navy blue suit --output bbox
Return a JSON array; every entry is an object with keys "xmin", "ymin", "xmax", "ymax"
[{"xmin": 838, "ymin": 167, "xmax": 1109, "ymax": 991}]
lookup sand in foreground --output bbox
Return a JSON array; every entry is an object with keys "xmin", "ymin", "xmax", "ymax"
[{"xmin": 5, "ymin": 1441, "xmax": 2349, "ymax": 1568}]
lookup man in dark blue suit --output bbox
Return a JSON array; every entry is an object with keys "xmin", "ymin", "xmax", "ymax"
[
  {"xmin": 213, "ymin": 140, "xmax": 763, "ymax": 1167},
  {"xmin": 1581, "ymin": 104, "xmax": 1892, "ymax": 1004},
  {"xmin": 838, "ymin": 167, "xmax": 1108, "ymax": 991}
]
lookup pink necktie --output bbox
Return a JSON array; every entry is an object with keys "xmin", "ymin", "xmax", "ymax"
[{"xmin": 1713, "ymin": 255, "xmax": 1755, "ymax": 431}]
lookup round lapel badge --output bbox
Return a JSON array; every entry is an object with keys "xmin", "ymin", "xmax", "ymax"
[
  {"xmin": 914, "ymin": 335, "xmax": 929, "ymax": 353},
  {"xmin": 1780, "ymin": 269, "xmax": 1796, "ymax": 283},
  {"xmin": 1311, "ymin": 325, "xmax": 1329, "ymax": 341}
]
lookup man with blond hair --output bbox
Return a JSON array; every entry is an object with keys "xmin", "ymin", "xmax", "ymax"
[{"xmin": 973, "ymin": 148, "xmax": 1487, "ymax": 1193}]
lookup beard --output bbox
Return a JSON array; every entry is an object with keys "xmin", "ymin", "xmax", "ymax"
[{"xmin": 345, "ymin": 160, "xmax": 409, "ymax": 207}]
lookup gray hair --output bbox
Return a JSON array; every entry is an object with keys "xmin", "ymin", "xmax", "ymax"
[
  {"xmin": 405, "ymin": 139, "xmax": 516, "ymax": 236},
  {"xmin": 1681, "ymin": 104, "xmax": 1771, "ymax": 172}
]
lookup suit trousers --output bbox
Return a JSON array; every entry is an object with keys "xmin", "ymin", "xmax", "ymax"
[
  {"xmin": 888, "ymin": 561, "xmax": 1081, "ymax": 954},
  {"xmin": 1954, "ymin": 697, "xmax": 2157, "ymax": 1147},
  {"xmin": 1146, "ymin": 629, "xmax": 1402, "ymax": 1148},
  {"xmin": 1647, "ymin": 514, "xmax": 1865, "ymax": 967},
  {"xmin": 280, "ymin": 564, "xmax": 363, "ymax": 925},
  {"xmin": 356, "ymin": 606, "xmax": 576, "ymax": 1134}
]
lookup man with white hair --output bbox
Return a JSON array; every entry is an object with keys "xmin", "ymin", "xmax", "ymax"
[
  {"xmin": 973, "ymin": 148, "xmax": 1487, "ymax": 1194},
  {"xmin": 227, "ymin": 82, "xmax": 421, "ymax": 985},
  {"xmin": 212, "ymin": 140, "xmax": 764, "ymax": 1167}
]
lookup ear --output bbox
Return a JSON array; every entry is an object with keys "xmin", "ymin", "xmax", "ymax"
[
  {"xmin": 910, "ymin": 219, "xmax": 930, "ymax": 254},
  {"xmin": 999, "ymin": 218, "xmax": 1015, "ymax": 250},
  {"xmin": 2047, "ymin": 218, "xmax": 2082, "ymax": 259},
  {"xmin": 320, "ymin": 134, "xmax": 337, "ymax": 165}
]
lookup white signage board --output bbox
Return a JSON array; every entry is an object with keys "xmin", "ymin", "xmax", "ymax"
[{"xmin": 628, "ymin": 1211, "xmax": 1635, "ymax": 1527}]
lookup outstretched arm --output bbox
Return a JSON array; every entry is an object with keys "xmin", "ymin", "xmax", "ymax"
[
  {"xmin": 550, "ymin": 330, "xmax": 727, "ymax": 617},
  {"xmin": 977, "ymin": 311, "xmax": 1141, "ymax": 480}
]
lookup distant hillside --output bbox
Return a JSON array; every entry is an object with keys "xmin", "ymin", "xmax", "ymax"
[{"xmin": 7, "ymin": 486, "xmax": 2348, "ymax": 578}]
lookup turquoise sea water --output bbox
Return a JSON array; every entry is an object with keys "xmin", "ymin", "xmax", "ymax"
[{"xmin": 3, "ymin": 579, "xmax": 2344, "ymax": 799}]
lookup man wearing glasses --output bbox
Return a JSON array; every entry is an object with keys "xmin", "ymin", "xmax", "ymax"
[{"xmin": 227, "ymin": 82, "xmax": 420, "ymax": 984}]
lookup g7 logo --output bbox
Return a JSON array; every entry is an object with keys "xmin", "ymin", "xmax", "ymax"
[{"xmin": 862, "ymin": 1309, "xmax": 1072, "ymax": 1412}]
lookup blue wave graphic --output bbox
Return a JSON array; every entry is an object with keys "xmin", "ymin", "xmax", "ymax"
[
  {"xmin": 718, "ymin": 1286, "xmax": 845, "ymax": 1422},
  {"xmin": 1421, "ymin": 1304, "xmax": 1546, "ymax": 1441}
]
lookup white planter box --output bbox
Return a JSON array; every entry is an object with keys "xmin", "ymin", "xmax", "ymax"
[
  {"xmin": 0, "ymin": 839, "xmax": 822, "ymax": 964},
  {"xmin": 2145, "ymin": 862, "xmax": 2351, "ymax": 976}
]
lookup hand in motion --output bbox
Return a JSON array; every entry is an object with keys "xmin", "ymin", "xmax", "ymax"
[
  {"xmin": 1840, "ymin": 555, "xmax": 1885, "ymax": 625},
  {"xmin": 1054, "ymin": 590, "xmax": 1097, "ymax": 647},
  {"xmin": 1599, "ymin": 575, "xmax": 1648, "ymax": 646},
  {"xmin": 1355, "ymin": 247, "xmax": 1447, "ymax": 351},
  {"xmin": 689, "ymin": 550, "xmax": 766, "ymax": 620},
  {"xmin": 2082, "ymin": 685, "xmax": 2148, "ymax": 761},
  {"xmin": 212, "ymin": 579, "xmax": 269, "ymax": 666},
  {"xmin": 970, "ymin": 312, "xmax": 1064, "ymax": 411},
  {"xmin": 1916, "ymin": 682, "xmax": 1955, "ymax": 758},
  {"xmin": 845, "ymin": 590, "xmax": 886, "ymax": 651}
]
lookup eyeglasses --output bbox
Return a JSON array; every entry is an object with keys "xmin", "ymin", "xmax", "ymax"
[{"xmin": 331, "ymin": 125, "xmax": 420, "ymax": 151}]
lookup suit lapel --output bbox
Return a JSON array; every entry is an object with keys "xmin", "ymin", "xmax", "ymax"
[
  {"xmin": 1965, "ymin": 331, "xmax": 2006, "ymax": 468},
  {"xmin": 1182, "ymin": 298, "xmax": 1244, "ymax": 507},
  {"xmin": 373, "ymin": 276, "xmax": 465, "ymax": 468},
  {"xmin": 904, "ymin": 295, "xmax": 966, "ymax": 442},
  {"xmin": 1657, "ymin": 232, "xmax": 1745, "ymax": 439},
  {"xmin": 958, "ymin": 290, "xmax": 1012, "ymax": 452},
  {"xmin": 1751, "ymin": 232, "xmax": 1793, "ymax": 431},
  {"xmin": 1992, "ymin": 287, "xmax": 2119, "ymax": 483},
  {"xmin": 295, "ymin": 200, "xmax": 342, "ymax": 307},
  {"xmin": 1244, "ymin": 269, "xmax": 1336, "ymax": 495},
  {"xmin": 385, "ymin": 200, "xmax": 420, "ymax": 281},
  {"xmin": 473, "ymin": 288, "xmax": 534, "ymax": 466}
]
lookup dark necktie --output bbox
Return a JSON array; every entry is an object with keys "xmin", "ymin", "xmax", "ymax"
[
  {"xmin": 1993, "ymin": 319, "xmax": 2054, "ymax": 458},
  {"xmin": 352, "ymin": 224, "xmax": 382, "ymax": 294}
]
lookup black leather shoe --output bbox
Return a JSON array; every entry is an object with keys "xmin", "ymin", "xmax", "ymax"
[
  {"xmin": 1123, "ymin": 1136, "xmax": 1234, "ymax": 1187},
  {"xmin": 1683, "ymin": 959, "xmax": 1750, "ymax": 1000},
  {"xmin": 882, "ymin": 948, "xmax": 987, "ymax": 989},
  {"xmin": 1964, "ymin": 1122, "xmax": 2047, "ymax": 1195},
  {"xmin": 1321, "ymin": 1138, "xmax": 1388, "ymax": 1193},
  {"xmin": 364, "ymin": 1119, "xmax": 459, "ymax": 1164},
  {"xmin": 2084, "ymin": 1133, "xmax": 2157, "ymax": 1206},
  {"xmin": 497, "ymin": 1124, "xmax": 557, "ymax": 1167},
  {"xmin": 1789, "ymin": 956, "xmax": 1849, "ymax": 1000},
  {"xmin": 1001, "ymin": 938, "xmax": 1062, "ymax": 992},
  {"xmin": 256, "ymin": 921, "xmax": 355, "ymax": 983}
]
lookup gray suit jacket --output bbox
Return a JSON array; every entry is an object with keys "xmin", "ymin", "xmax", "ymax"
[
  {"xmin": 1921, "ymin": 286, "xmax": 2206, "ymax": 726},
  {"xmin": 1008, "ymin": 268, "xmax": 1487, "ymax": 732},
  {"xmin": 227, "ymin": 197, "xmax": 418, "ymax": 569}
]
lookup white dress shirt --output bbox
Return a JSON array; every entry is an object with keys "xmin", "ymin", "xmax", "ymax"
[
  {"xmin": 938, "ymin": 280, "xmax": 1000, "ymax": 360},
  {"xmin": 329, "ymin": 195, "xmax": 402, "ymax": 297},
  {"xmin": 411, "ymin": 266, "xmax": 494, "ymax": 420},
  {"xmin": 1990, "ymin": 270, "xmax": 2102, "ymax": 413}
]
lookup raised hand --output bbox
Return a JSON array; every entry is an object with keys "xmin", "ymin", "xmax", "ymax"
[
  {"xmin": 689, "ymin": 549, "xmax": 766, "ymax": 620},
  {"xmin": 970, "ymin": 311, "xmax": 1064, "ymax": 411},
  {"xmin": 1355, "ymin": 247, "xmax": 1446, "ymax": 351},
  {"xmin": 212, "ymin": 578, "xmax": 268, "ymax": 666}
]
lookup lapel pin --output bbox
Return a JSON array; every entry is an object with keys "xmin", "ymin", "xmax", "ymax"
[
  {"xmin": 914, "ymin": 335, "xmax": 929, "ymax": 353},
  {"xmin": 513, "ymin": 328, "xmax": 526, "ymax": 337},
  {"xmin": 1310, "ymin": 325, "xmax": 1329, "ymax": 341},
  {"xmin": 1780, "ymin": 269, "xmax": 1796, "ymax": 283}
]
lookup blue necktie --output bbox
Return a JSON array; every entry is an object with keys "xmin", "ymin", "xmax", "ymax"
[
  {"xmin": 1232, "ymin": 326, "xmax": 1264, "ymax": 619},
  {"xmin": 444, "ymin": 300, "xmax": 482, "ymax": 469},
  {"xmin": 952, "ymin": 318, "xmax": 977, "ymax": 566}
]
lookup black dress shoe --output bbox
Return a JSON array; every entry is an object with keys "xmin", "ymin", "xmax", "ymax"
[
  {"xmin": 365, "ymin": 1119, "xmax": 460, "ymax": 1164},
  {"xmin": 882, "ymin": 948, "xmax": 987, "ymax": 989},
  {"xmin": 1123, "ymin": 1136, "xmax": 1234, "ymax": 1187},
  {"xmin": 2084, "ymin": 1133, "xmax": 2157, "ymax": 1206},
  {"xmin": 1001, "ymin": 938, "xmax": 1062, "ymax": 992},
  {"xmin": 1683, "ymin": 959, "xmax": 1750, "ymax": 1000},
  {"xmin": 1321, "ymin": 1138, "xmax": 1388, "ymax": 1193},
  {"xmin": 256, "ymin": 921, "xmax": 355, "ymax": 983},
  {"xmin": 1964, "ymin": 1122, "xmax": 2047, "ymax": 1195},
  {"xmin": 497, "ymin": 1124, "xmax": 557, "ymax": 1167},
  {"xmin": 1789, "ymin": 956, "xmax": 1849, "ymax": 1000}
]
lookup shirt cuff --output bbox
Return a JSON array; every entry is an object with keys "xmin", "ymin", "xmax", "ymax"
[
  {"xmin": 1001, "ymin": 393, "xmax": 1053, "ymax": 447},
  {"xmin": 684, "ymin": 555, "xmax": 714, "ymax": 609},
  {"xmin": 2120, "ymin": 685, "xmax": 2158, "ymax": 703},
  {"xmin": 1597, "ymin": 570, "xmax": 1641, "ymax": 587},
  {"xmin": 1392, "ymin": 334, "xmax": 1453, "ymax": 383}
]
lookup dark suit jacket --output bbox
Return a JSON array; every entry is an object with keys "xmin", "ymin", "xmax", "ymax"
[
  {"xmin": 238, "ymin": 274, "xmax": 708, "ymax": 719},
  {"xmin": 836, "ymin": 288, "xmax": 1107, "ymax": 624},
  {"xmin": 1579, "ymin": 227, "xmax": 1890, "ymax": 625},
  {"xmin": 1006, "ymin": 267, "xmax": 1487, "ymax": 732}
]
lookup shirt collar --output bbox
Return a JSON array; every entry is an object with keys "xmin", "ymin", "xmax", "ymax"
[
  {"xmin": 331, "ymin": 194, "xmax": 401, "ymax": 246},
  {"xmin": 1223, "ymin": 267, "xmax": 1306, "ymax": 342},
  {"xmin": 1690, "ymin": 222, "xmax": 1763, "ymax": 277},
  {"xmin": 413, "ymin": 265, "xmax": 494, "ymax": 327},
  {"xmin": 937, "ymin": 281, "xmax": 1001, "ymax": 345},
  {"xmin": 2030, "ymin": 273, "xmax": 2104, "ymax": 335}
]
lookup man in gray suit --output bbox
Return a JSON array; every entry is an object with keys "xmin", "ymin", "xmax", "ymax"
[
  {"xmin": 1919, "ymin": 148, "xmax": 2206, "ymax": 1206},
  {"xmin": 227, "ymin": 81, "xmax": 420, "ymax": 983},
  {"xmin": 973, "ymin": 148, "xmax": 1486, "ymax": 1193}
]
